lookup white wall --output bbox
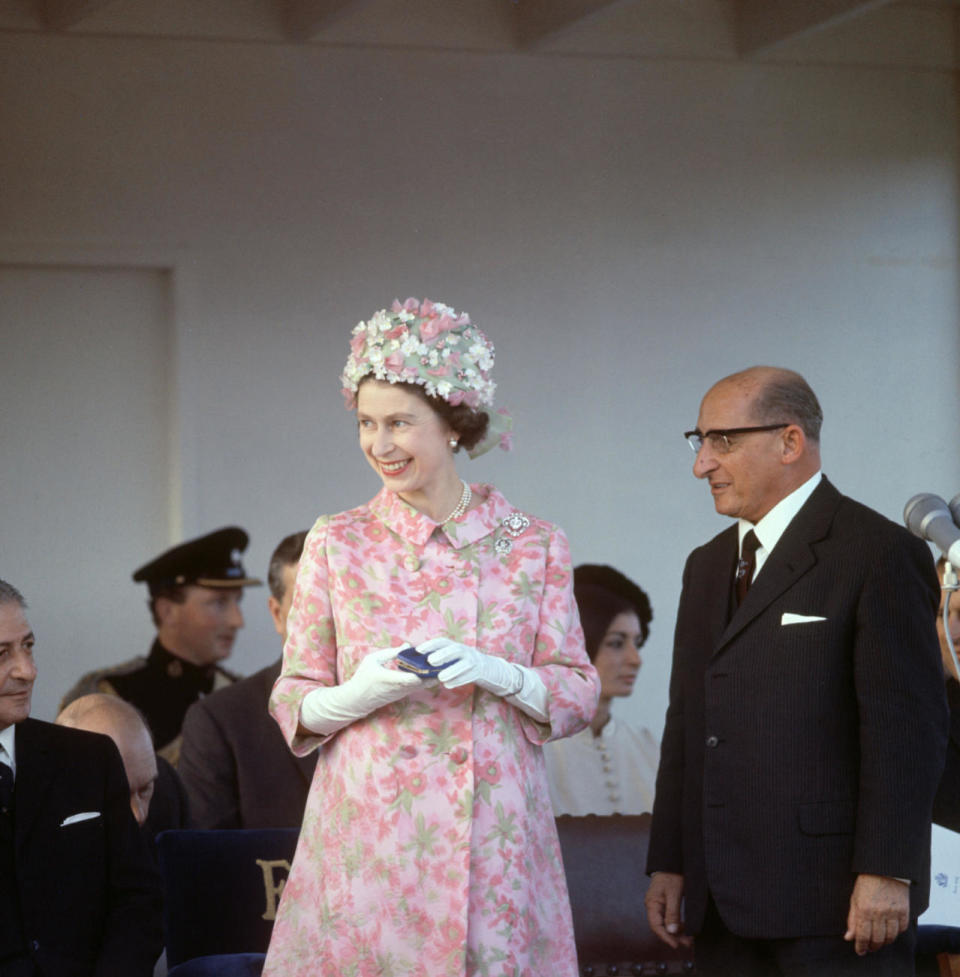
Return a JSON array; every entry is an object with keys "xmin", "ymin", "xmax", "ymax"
[{"xmin": 0, "ymin": 30, "xmax": 957, "ymax": 732}]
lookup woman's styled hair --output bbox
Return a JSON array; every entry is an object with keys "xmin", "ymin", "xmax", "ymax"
[{"xmin": 573, "ymin": 565, "xmax": 652, "ymax": 662}]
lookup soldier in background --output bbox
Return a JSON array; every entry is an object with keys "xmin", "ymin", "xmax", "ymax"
[{"xmin": 61, "ymin": 526, "xmax": 261, "ymax": 765}]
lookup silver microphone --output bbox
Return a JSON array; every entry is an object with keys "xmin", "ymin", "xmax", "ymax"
[
  {"xmin": 949, "ymin": 493, "xmax": 960, "ymax": 529},
  {"xmin": 903, "ymin": 493, "xmax": 960, "ymax": 566}
]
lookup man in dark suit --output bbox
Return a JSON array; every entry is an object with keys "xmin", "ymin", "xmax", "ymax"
[
  {"xmin": 645, "ymin": 367, "xmax": 948, "ymax": 976},
  {"xmin": 178, "ymin": 531, "xmax": 316, "ymax": 828},
  {"xmin": 0, "ymin": 580, "xmax": 162, "ymax": 977}
]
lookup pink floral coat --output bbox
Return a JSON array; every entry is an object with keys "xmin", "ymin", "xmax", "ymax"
[{"xmin": 264, "ymin": 485, "xmax": 599, "ymax": 977}]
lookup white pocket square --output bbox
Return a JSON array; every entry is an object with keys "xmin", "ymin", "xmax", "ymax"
[
  {"xmin": 781, "ymin": 613, "xmax": 827, "ymax": 626},
  {"xmin": 60, "ymin": 811, "xmax": 101, "ymax": 827}
]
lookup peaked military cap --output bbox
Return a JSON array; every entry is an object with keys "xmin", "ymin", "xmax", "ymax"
[{"xmin": 133, "ymin": 526, "xmax": 262, "ymax": 593}]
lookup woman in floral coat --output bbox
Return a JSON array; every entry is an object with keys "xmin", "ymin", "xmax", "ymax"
[{"xmin": 264, "ymin": 298, "xmax": 599, "ymax": 977}]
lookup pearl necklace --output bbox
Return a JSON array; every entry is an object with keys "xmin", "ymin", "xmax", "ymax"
[{"xmin": 440, "ymin": 480, "xmax": 471, "ymax": 523}]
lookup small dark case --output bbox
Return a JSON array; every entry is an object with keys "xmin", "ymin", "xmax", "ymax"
[{"xmin": 396, "ymin": 646, "xmax": 447, "ymax": 679}]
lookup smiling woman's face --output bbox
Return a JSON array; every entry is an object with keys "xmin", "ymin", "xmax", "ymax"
[
  {"xmin": 592, "ymin": 610, "xmax": 643, "ymax": 700},
  {"xmin": 356, "ymin": 380, "xmax": 457, "ymax": 509}
]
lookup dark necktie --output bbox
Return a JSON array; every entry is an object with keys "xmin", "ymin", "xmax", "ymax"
[
  {"xmin": 0, "ymin": 760, "xmax": 13, "ymax": 815},
  {"xmin": 735, "ymin": 530, "xmax": 761, "ymax": 606}
]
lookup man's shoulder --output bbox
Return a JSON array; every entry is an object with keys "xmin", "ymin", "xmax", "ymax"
[
  {"xmin": 58, "ymin": 657, "xmax": 149, "ymax": 711},
  {"xmin": 18, "ymin": 717, "xmax": 118, "ymax": 763},
  {"xmin": 188, "ymin": 659, "xmax": 279, "ymax": 722},
  {"xmin": 831, "ymin": 490, "xmax": 911, "ymax": 536}
]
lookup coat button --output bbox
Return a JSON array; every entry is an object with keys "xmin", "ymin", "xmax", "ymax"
[
  {"xmin": 403, "ymin": 555, "xmax": 420, "ymax": 572},
  {"xmin": 706, "ymin": 735, "xmax": 719, "ymax": 748},
  {"xmin": 450, "ymin": 747, "xmax": 469, "ymax": 764}
]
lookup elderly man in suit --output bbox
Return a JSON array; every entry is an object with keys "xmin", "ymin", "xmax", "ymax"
[
  {"xmin": 178, "ymin": 531, "xmax": 316, "ymax": 828},
  {"xmin": 645, "ymin": 367, "xmax": 948, "ymax": 976},
  {"xmin": 0, "ymin": 580, "xmax": 161, "ymax": 977}
]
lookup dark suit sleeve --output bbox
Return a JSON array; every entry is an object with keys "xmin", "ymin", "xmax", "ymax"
[
  {"xmin": 179, "ymin": 699, "xmax": 241, "ymax": 829},
  {"xmin": 646, "ymin": 552, "xmax": 692, "ymax": 875},
  {"xmin": 95, "ymin": 737, "xmax": 163, "ymax": 977},
  {"xmin": 850, "ymin": 531, "xmax": 948, "ymax": 884}
]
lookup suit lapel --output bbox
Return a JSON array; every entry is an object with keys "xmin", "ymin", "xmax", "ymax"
[
  {"xmin": 714, "ymin": 479, "xmax": 841, "ymax": 655},
  {"xmin": 14, "ymin": 719, "xmax": 57, "ymax": 851}
]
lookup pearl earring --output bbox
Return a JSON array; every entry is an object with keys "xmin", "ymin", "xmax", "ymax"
[{"xmin": 449, "ymin": 439, "xmax": 458, "ymax": 449}]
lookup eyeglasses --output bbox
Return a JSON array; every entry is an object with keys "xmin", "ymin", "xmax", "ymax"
[{"xmin": 684, "ymin": 424, "xmax": 788, "ymax": 454}]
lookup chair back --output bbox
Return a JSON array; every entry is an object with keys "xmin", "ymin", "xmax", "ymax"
[
  {"xmin": 157, "ymin": 828, "xmax": 299, "ymax": 967},
  {"xmin": 555, "ymin": 813, "xmax": 695, "ymax": 975}
]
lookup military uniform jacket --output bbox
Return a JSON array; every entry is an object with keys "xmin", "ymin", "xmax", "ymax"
[
  {"xmin": 61, "ymin": 640, "xmax": 237, "ymax": 765},
  {"xmin": 647, "ymin": 478, "xmax": 949, "ymax": 939}
]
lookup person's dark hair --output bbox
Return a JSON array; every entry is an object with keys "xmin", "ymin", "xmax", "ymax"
[
  {"xmin": 0, "ymin": 580, "xmax": 27, "ymax": 609},
  {"xmin": 753, "ymin": 369, "xmax": 823, "ymax": 444},
  {"xmin": 573, "ymin": 565, "xmax": 652, "ymax": 661},
  {"xmin": 147, "ymin": 585, "xmax": 186, "ymax": 629},
  {"xmin": 358, "ymin": 377, "xmax": 490, "ymax": 453},
  {"xmin": 268, "ymin": 530, "xmax": 308, "ymax": 600}
]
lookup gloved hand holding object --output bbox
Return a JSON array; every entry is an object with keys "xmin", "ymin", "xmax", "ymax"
[
  {"xmin": 300, "ymin": 646, "xmax": 423, "ymax": 735},
  {"xmin": 418, "ymin": 637, "xmax": 550, "ymax": 723}
]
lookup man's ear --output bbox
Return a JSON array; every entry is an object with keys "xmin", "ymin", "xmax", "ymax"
[
  {"xmin": 267, "ymin": 595, "xmax": 284, "ymax": 638},
  {"xmin": 154, "ymin": 596, "xmax": 178, "ymax": 628},
  {"xmin": 780, "ymin": 424, "xmax": 806, "ymax": 464}
]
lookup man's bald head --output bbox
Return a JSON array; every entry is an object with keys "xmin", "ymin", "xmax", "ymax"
[
  {"xmin": 56, "ymin": 694, "xmax": 158, "ymax": 825},
  {"xmin": 709, "ymin": 366, "xmax": 823, "ymax": 446}
]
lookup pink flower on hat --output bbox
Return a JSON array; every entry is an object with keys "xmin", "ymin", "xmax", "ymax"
[
  {"xmin": 384, "ymin": 350, "xmax": 405, "ymax": 372},
  {"xmin": 419, "ymin": 316, "xmax": 441, "ymax": 342}
]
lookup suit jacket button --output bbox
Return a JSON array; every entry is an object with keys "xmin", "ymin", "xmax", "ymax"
[
  {"xmin": 31, "ymin": 940, "xmax": 40, "ymax": 951},
  {"xmin": 705, "ymin": 735, "xmax": 719, "ymax": 748}
]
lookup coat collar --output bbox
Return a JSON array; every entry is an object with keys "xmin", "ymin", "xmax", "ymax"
[
  {"xmin": 368, "ymin": 484, "xmax": 517, "ymax": 549},
  {"xmin": 715, "ymin": 477, "xmax": 842, "ymax": 654}
]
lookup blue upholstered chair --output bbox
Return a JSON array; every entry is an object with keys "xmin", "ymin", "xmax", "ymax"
[{"xmin": 157, "ymin": 828, "xmax": 300, "ymax": 977}]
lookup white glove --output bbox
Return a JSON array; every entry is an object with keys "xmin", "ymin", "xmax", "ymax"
[
  {"xmin": 419, "ymin": 637, "xmax": 550, "ymax": 723},
  {"xmin": 299, "ymin": 646, "xmax": 423, "ymax": 736}
]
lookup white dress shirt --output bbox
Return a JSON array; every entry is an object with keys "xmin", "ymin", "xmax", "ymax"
[
  {"xmin": 738, "ymin": 471, "xmax": 823, "ymax": 580},
  {"xmin": 0, "ymin": 723, "xmax": 16, "ymax": 777}
]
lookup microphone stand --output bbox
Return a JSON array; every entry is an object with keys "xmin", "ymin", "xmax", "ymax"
[{"xmin": 943, "ymin": 561, "xmax": 960, "ymax": 683}]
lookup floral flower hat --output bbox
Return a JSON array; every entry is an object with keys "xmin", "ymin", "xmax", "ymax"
[{"xmin": 341, "ymin": 297, "xmax": 512, "ymax": 457}]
